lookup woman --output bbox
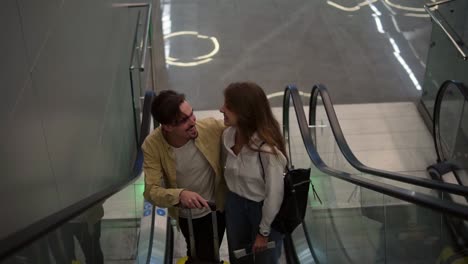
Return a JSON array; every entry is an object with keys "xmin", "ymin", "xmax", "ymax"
[{"xmin": 220, "ymin": 82, "xmax": 287, "ymax": 264}]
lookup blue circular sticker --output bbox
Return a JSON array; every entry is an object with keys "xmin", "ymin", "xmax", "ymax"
[
  {"xmin": 144, "ymin": 202, "xmax": 152, "ymax": 210},
  {"xmin": 144, "ymin": 209, "xmax": 152, "ymax": 217},
  {"xmin": 156, "ymin": 208, "xmax": 166, "ymax": 216}
]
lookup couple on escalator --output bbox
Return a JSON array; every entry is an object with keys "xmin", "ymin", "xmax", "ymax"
[{"xmin": 142, "ymin": 82, "xmax": 286, "ymax": 264}]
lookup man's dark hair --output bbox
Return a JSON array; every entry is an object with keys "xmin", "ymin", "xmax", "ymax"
[{"xmin": 151, "ymin": 90, "xmax": 186, "ymax": 125}]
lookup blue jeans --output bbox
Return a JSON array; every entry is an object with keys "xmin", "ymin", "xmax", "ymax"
[{"xmin": 225, "ymin": 191, "xmax": 283, "ymax": 264}]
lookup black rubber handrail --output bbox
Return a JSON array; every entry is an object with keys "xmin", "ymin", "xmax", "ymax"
[
  {"xmin": 0, "ymin": 91, "xmax": 156, "ymax": 261},
  {"xmin": 283, "ymin": 85, "xmax": 468, "ymax": 219},
  {"xmin": 433, "ymin": 80, "xmax": 468, "ymax": 164},
  {"xmin": 163, "ymin": 216, "xmax": 174, "ymax": 264},
  {"xmin": 307, "ymin": 83, "xmax": 468, "ymax": 197}
]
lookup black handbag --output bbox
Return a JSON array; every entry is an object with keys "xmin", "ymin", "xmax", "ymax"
[{"xmin": 258, "ymin": 146, "xmax": 320, "ymax": 234}]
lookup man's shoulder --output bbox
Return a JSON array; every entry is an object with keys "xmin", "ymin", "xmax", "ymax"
[
  {"xmin": 142, "ymin": 127, "xmax": 164, "ymax": 150},
  {"xmin": 197, "ymin": 117, "xmax": 224, "ymax": 131}
]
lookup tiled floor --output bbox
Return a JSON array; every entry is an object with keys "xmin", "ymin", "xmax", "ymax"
[{"xmin": 102, "ymin": 177, "xmax": 144, "ymax": 220}]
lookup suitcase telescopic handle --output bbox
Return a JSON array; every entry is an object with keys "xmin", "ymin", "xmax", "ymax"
[
  {"xmin": 207, "ymin": 201, "xmax": 216, "ymax": 211},
  {"xmin": 178, "ymin": 200, "xmax": 216, "ymax": 211}
]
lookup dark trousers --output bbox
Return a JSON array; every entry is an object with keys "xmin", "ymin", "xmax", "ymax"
[
  {"xmin": 225, "ymin": 192, "xmax": 283, "ymax": 264},
  {"xmin": 179, "ymin": 211, "xmax": 226, "ymax": 263}
]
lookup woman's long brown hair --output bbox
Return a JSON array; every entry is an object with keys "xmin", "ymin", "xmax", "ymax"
[{"xmin": 224, "ymin": 82, "xmax": 287, "ymax": 157}]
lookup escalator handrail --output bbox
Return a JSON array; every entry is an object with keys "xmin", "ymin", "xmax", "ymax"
[
  {"xmin": 0, "ymin": 91, "xmax": 156, "ymax": 261},
  {"xmin": 283, "ymin": 85, "xmax": 468, "ymax": 220},
  {"xmin": 307, "ymin": 83, "xmax": 468, "ymax": 196},
  {"xmin": 433, "ymin": 80, "xmax": 468, "ymax": 163}
]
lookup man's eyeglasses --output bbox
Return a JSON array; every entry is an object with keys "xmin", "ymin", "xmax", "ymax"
[{"xmin": 174, "ymin": 111, "xmax": 194, "ymax": 126}]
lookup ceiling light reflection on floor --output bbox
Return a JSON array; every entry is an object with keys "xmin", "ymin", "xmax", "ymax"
[
  {"xmin": 389, "ymin": 38, "xmax": 422, "ymax": 90},
  {"xmin": 374, "ymin": 15, "xmax": 385, "ymax": 33},
  {"xmin": 404, "ymin": 13, "xmax": 430, "ymax": 18},
  {"xmin": 328, "ymin": 0, "xmax": 434, "ymax": 18},
  {"xmin": 164, "ymin": 31, "xmax": 220, "ymax": 67},
  {"xmin": 384, "ymin": 0, "xmax": 425, "ymax": 12},
  {"xmin": 267, "ymin": 91, "xmax": 311, "ymax": 99},
  {"xmin": 326, "ymin": 0, "xmax": 378, "ymax": 12}
]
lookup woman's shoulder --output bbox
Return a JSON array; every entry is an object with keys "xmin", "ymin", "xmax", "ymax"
[
  {"xmin": 256, "ymin": 142, "xmax": 287, "ymax": 166},
  {"xmin": 251, "ymin": 135, "xmax": 277, "ymax": 153},
  {"xmin": 222, "ymin": 126, "xmax": 236, "ymax": 148},
  {"xmin": 257, "ymin": 142, "xmax": 273, "ymax": 152},
  {"xmin": 222, "ymin": 126, "xmax": 235, "ymax": 137}
]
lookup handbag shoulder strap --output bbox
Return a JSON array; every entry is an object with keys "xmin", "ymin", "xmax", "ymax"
[{"xmin": 258, "ymin": 142, "xmax": 266, "ymax": 181}]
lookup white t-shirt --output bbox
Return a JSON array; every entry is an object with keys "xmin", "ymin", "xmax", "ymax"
[
  {"xmin": 173, "ymin": 140, "xmax": 215, "ymax": 219},
  {"xmin": 222, "ymin": 126, "xmax": 286, "ymax": 235}
]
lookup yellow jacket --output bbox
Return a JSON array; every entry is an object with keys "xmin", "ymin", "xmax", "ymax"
[{"xmin": 142, "ymin": 118, "xmax": 227, "ymax": 220}]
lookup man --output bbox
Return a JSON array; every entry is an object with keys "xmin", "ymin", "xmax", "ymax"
[{"xmin": 142, "ymin": 90, "xmax": 226, "ymax": 263}]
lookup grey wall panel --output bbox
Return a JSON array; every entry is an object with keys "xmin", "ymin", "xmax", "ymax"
[
  {"xmin": 0, "ymin": 0, "xmax": 30, "ymax": 123},
  {"xmin": 32, "ymin": 0, "xmax": 139, "ymax": 209},
  {"xmin": 16, "ymin": 0, "xmax": 62, "ymax": 69},
  {"xmin": 0, "ymin": 0, "xmax": 59, "ymax": 240},
  {"xmin": 31, "ymin": 1, "xmax": 103, "ymax": 208},
  {"xmin": 0, "ymin": 78, "xmax": 60, "ymax": 240},
  {"xmin": 0, "ymin": 0, "xmax": 142, "ymax": 240},
  {"xmin": 90, "ymin": 3, "xmax": 140, "ymax": 191}
]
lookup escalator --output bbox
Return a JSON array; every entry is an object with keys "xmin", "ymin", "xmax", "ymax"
[
  {"xmin": 429, "ymin": 80, "xmax": 468, "ymax": 261},
  {"xmin": 431, "ymin": 80, "xmax": 468, "ymax": 186},
  {"xmin": 284, "ymin": 83, "xmax": 468, "ymax": 263}
]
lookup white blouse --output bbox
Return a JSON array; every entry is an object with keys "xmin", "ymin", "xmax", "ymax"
[{"xmin": 222, "ymin": 126, "xmax": 287, "ymax": 235}]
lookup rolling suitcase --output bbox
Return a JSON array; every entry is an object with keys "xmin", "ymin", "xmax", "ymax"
[{"xmin": 185, "ymin": 201, "xmax": 225, "ymax": 264}]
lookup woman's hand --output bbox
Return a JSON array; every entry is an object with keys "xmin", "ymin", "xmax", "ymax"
[{"xmin": 252, "ymin": 234, "xmax": 269, "ymax": 253}]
